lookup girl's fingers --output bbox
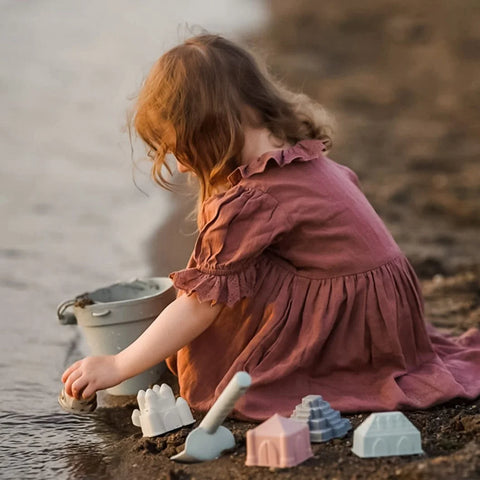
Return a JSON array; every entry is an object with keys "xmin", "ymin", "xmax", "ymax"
[
  {"xmin": 61, "ymin": 360, "xmax": 82, "ymax": 383},
  {"xmin": 64, "ymin": 368, "xmax": 83, "ymax": 397},
  {"xmin": 82, "ymin": 383, "xmax": 96, "ymax": 399},
  {"xmin": 71, "ymin": 376, "xmax": 89, "ymax": 400}
]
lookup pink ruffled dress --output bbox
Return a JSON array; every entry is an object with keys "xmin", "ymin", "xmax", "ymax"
[{"xmin": 168, "ymin": 139, "xmax": 480, "ymax": 421}]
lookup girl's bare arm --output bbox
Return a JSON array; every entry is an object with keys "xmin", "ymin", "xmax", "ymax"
[{"xmin": 62, "ymin": 294, "xmax": 221, "ymax": 398}]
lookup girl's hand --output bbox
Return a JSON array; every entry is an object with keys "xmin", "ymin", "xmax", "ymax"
[
  {"xmin": 60, "ymin": 294, "xmax": 221, "ymax": 400},
  {"xmin": 61, "ymin": 355, "xmax": 124, "ymax": 399}
]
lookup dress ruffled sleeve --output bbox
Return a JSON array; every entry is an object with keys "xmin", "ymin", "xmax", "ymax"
[{"xmin": 170, "ymin": 186, "xmax": 290, "ymax": 307}]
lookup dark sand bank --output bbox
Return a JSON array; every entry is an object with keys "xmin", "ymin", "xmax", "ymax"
[
  {"xmin": 90, "ymin": 400, "xmax": 480, "ymax": 480},
  {"xmin": 102, "ymin": 1, "xmax": 479, "ymax": 478}
]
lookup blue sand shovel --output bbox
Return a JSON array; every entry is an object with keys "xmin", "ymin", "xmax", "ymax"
[{"xmin": 171, "ymin": 371, "xmax": 252, "ymax": 463}]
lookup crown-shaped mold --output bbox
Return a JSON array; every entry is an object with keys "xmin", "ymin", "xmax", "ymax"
[{"xmin": 131, "ymin": 383, "xmax": 195, "ymax": 437}]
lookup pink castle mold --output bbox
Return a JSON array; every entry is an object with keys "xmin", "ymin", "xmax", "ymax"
[{"xmin": 245, "ymin": 414, "xmax": 313, "ymax": 468}]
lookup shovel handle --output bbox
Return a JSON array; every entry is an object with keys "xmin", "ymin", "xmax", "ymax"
[{"xmin": 199, "ymin": 371, "xmax": 251, "ymax": 434}]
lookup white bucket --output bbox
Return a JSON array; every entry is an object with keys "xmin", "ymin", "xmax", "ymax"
[{"xmin": 58, "ymin": 277, "xmax": 176, "ymax": 395}]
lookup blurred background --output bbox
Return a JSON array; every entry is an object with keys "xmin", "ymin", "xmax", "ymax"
[
  {"xmin": 258, "ymin": 0, "xmax": 480, "ymax": 277},
  {"xmin": 0, "ymin": 0, "xmax": 478, "ymax": 478}
]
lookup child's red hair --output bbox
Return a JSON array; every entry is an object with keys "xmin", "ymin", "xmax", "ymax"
[{"xmin": 134, "ymin": 34, "xmax": 332, "ymax": 205}]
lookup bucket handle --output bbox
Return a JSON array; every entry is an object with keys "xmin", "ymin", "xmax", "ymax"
[
  {"xmin": 92, "ymin": 310, "xmax": 111, "ymax": 317},
  {"xmin": 57, "ymin": 299, "xmax": 77, "ymax": 325}
]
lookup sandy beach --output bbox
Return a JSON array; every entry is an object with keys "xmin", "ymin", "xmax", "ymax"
[{"xmin": 1, "ymin": 1, "xmax": 479, "ymax": 479}]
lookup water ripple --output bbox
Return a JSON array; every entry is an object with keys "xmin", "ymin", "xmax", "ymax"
[{"xmin": 0, "ymin": 409, "xmax": 109, "ymax": 480}]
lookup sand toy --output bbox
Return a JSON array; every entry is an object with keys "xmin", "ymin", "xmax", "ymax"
[
  {"xmin": 58, "ymin": 387, "xmax": 97, "ymax": 414},
  {"xmin": 132, "ymin": 383, "xmax": 195, "ymax": 437},
  {"xmin": 57, "ymin": 277, "xmax": 175, "ymax": 395},
  {"xmin": 246, "ymin": 414, "xmax": 313, "ymax": 468},
  {"xmin": 291, "ymin": 394, "xmax": 351, "ymax": 442},
  {"xmin": 352, "ymin": 411, "xmax": 423, "ymax": 458},
  {"xmin": 171, "ymin": 371, "xmax": 252, "ymax": 463}
]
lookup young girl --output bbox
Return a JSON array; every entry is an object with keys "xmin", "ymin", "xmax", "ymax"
[{"xmin": 62, "ymin": 34, "xmax": 480, "ymax": 421}]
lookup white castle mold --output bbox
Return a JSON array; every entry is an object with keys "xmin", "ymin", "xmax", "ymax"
[
  {"xmin": 352, "ymin": 411, "xmax": 423, "ymax": 458},
  {"xmin": 131, "ymin": 383, "xmax": 195, "ymax": 437},
  {"xmin": 290, "ymin": 395, "xmax": 351, "ymax": 442}
]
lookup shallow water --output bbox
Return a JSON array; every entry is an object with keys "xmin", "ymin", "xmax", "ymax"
[{"xmin": 0, "ymin": 1, "xmax": 266, "ymax": 478}]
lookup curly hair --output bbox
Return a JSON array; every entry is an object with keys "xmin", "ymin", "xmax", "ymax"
[{"xmin": 133, "ymin": 33, "xmax": 333, "ymax": 205}]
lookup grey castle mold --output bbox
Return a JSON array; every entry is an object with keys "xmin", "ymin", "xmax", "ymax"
[
  {"xmin": 351, "ymin": 412, "xmax": 423, "ymax": 458},
  {"xmin": 290, "ymin": 394, "xmax": 351, "ymax": 442}
]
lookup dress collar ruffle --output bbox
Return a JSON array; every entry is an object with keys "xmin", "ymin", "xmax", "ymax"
[{"xmin": 227, "ymin": 139, "xmax": 326, "ymax": 186}]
